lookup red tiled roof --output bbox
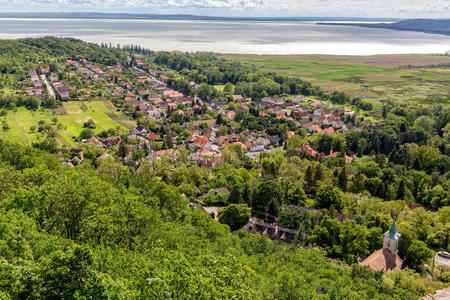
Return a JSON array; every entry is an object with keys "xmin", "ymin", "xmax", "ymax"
[
  {"xmin": 232, "ymin": 94, "xmax": 244, "ymax": 101},
  {"xmin": 233, "ymin": 142, "xmax": 247, "ymax": 150},
  {"xmin": 360, "ymin": 248, "xmax": 403, "ymax": 272},
  {"xmin": 155, "ymin": 149, "xmax": 174, "ymax": 156},
  {"xmin": 297, "ymin": 145, "xmax": 317, "ymax": 157},
  {"xmin": 163, "ymin": 90, "xmax": 183, "ymax": 98},
  {"xmin": 328, "ymin": 151, "xmax": 339, "ymax": 158},
  {"xmin": 324, "ymin": 127, "xmax": 335, "ymax": 134},
  {"xmin": 227, "ymin": 111, "xmax": 236, "ymax": 120},
  {"xmin": 345, "ymin": 154, "xmax": 357, "ymax": 163},
  {"xmin": 146, "ymin": 132, "xmax": 161, "ymax": 140},
  {"xmin": 287, "ymin": 131, "xmax": 295, "ymax": 138},
  {"xmin": 193, "ymin": 136, "xmax": 209, "ymax": 148}
]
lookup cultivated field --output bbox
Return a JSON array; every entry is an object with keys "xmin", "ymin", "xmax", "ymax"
[
  {"xmin": 0, "ymin": 101, "xmax": 133, "ymax": 146},
  {"xmin": 222, "ymin": 54, "xmax": 450, "ymax": 106}
]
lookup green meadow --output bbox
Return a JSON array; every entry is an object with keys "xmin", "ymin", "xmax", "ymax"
[
  {"xmin": 0, "ymin": 101, "xmax": 133, "ymax": 146},
  {"xmin": 0, "ymin": 106, "xmax": 55, "ymax": 144},
  {"xmin": 223, "ymin": 54, "xmax": 450, "ymax": 106}
]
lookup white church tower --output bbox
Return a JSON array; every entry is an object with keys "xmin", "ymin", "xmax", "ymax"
[{"xmin": 383, "ymin": 219, "xmax": 401, "ymax": 254}]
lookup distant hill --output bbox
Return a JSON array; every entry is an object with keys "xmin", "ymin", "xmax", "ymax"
[{"xmin": 319, "ymin": 19, "xmax": 450, "ymax": 36}]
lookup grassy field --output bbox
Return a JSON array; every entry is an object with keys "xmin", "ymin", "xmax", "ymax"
[
  {"xmin": 0, "ymin": 101, "xmax": 134, "ymax": 146},
  {"xmin": 56, "ymin": 101, "xmax": 132, "ymax": 144},
  {"xmin": 222, "ymin": 54, "xmax": 450, "ymax": 106},
  {"xmin": 0, "ymin": 106, "xmax": 55, "ymax": 144}
]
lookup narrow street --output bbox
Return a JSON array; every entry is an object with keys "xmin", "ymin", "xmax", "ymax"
[
  {"xmin": 434, "ymin": 253, "xmax": 450, "ymax": 269},
  {"xmin": 41, "ymin": 74, "xmax": 56, "ymax": 98}
]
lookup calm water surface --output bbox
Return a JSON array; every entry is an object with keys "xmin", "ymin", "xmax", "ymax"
[{"xmin": 0, "ymin": 18, "xmax": 449, "ymax": 55}]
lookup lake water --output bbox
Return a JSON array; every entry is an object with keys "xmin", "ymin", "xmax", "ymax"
[{"xmin": 0, "ymin": 18, "xmax": 450, "ymax": 55}]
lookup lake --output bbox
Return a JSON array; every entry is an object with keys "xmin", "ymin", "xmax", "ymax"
[{"xmin": 0, "ymin": 18, "xmax": 449, "ymax": 55}]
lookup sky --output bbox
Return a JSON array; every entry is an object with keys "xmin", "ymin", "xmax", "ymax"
[{"xmin": 1, "ymin": 0, "xmax": 449, "ymax": 18}]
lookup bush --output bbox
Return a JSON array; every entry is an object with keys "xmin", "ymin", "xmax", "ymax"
[
  {"xmin": 83, "ymin": 119, "xmax": 96, "ymax": 129},
  {"xmin": 79, "ymin": 128, "xmax": 94, "ymax": 140}
]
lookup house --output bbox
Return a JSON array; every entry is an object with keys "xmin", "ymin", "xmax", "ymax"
[
  {"xmin": 146, "ymin": 110, "xmax": 161, "ymax": 118},
  {"xmin": 250, "ymin": 141, "xmax": 265, "ymax": 152},
  {"xmin": 146, "ymin": 132, "xmax": 161, "ymax": 140},
  {"xmin": 155, "ymin": 149, "xmax": 175, "ymax": 157},
  {"xmin": 313, "ymin": 109, "xmax": 324, "ymax": 116},
  {"xmin": 324, "ymin": 127, "xmax": 335, "ymax": 134},
  {"xmin": 266, "ymin": 135, "xmax": 280, "ymax": 146},
  {"xmin": 163, "ymin": 90, "xmax": 183, "ymax": 99},
  {"xmin": 210, "ymin": 102, "xmax": 227, "ymax": 110},
  {"xmin": 88, "ymin": 136, "xmax": 103, "ymax": 147},
  {"xmin": 262, "ymin": 97, "xmax": 284, "ymax": 105},
  {"xmin": 69, "ymin": 148, "xmax": 84, "ymax": 161},
  {"xmin": 360, "ymin": 220, "xmax": 403, "ymax": 272},
  {"xmin": 327, "ymin": 151, "xmax": 339, "ymax": 158},
  {"xmin": 215, "ymin": 134, "xmax": 238, "ymax": 146},
  {"xmin": 342, "ymin": 123, "xmax": 354, "ymax": 131},
  {"xmin": 309, "ymin": 125, "xmax": 322, "ymax": 133},
  {"xmin": 296, "ymin": 145, "xmax": 317, "ymax": 157},
  {"xmin": 103, "ymin": 136, "xmax": 122, "ymax": 147},
  {"xmin": 292, "ymin": 96, "xmax": 311, "ymax": 103},
  {"xmin": 135, "ymin": 126, "xmax": 148, "ymax": 135},
  {"xmin": 189, "ymin": 81, "xmax": 200, "ymax": 90},
  {"xmin": 335, "ymin": 106, "xmax": 345, "ymax": 113},
  {"xmin": 193, "ymin": 136, "xmax": 212, "ymax": 149},
  {"xmin": 323, "ymin": 117, "xmax": 334, "ymax": 126},
  {"xmin": 284, "ymin": 102, "xmax": 296, "ymax": 109},
  {"xmin": 312, "ymin": 115, "xmax": 325, "ymax": 124},
  {"xmin": 233, "ymin": 142, "xmax": 248, "ymax": 151},
  {"xmin": 232, "ymin": 94, "xmax": 245, "ymax": 102},
  {"xmin": 242, "ymin": 218, "xmax": 298, "ymax": 243},
  {"xmin": 226, "ymin": 111, "xmax": 236, "ymax": 120},
  {"xmin": 310, "ymin": 101, "xmax": 323, "ymax": 107},
  {"xmin": 333, "ymin": 120, "xmax": 345, "ymax": 128},
  {"xmin": 345, "ymin": 154, "xmax": 357, "ymax": 163},
  {"xmin": 55, "ymin": 86, "xmax": 70, "ymax": 100}
]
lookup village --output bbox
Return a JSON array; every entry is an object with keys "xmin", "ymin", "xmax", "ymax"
[{"xmin": 25, "ymin": 56, "xmax": 377, "ymax": 170}]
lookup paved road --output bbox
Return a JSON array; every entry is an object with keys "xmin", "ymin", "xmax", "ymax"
[
  {"xmin": 434, "ymin": 254, "xmax": 450, "ymax": 269},
  {"xmin": 41, "ymin": 74, "xmax": 56, "ymax": 98}
]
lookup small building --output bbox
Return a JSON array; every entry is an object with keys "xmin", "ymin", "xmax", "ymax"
[{"xmin": 360, "ymin": 219, "xmax": 403, "ymax": 272}]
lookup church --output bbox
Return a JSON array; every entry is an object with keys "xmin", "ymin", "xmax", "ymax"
[{"xmin": 360, "ymin": 219, "xmax": 403, "ymax": 272}]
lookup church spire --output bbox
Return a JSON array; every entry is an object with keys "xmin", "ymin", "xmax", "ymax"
[{"xmin": 388, "ymin": 218, "xmax": 397, "ymax": 239}]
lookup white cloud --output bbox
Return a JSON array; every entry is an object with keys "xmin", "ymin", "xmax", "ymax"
[{"xmin": 1, "ymin": 0, "xmax": 449, "ymax": 17}]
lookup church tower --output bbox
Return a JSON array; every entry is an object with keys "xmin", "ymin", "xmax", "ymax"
[{"xmin": 383, "ymin": 219, "xmax": 401, "ymax": 254}]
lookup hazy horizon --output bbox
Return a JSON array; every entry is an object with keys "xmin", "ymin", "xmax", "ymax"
[{"xmin": 1, "ymin": 0, "xmax": 449, "ymax": 19}]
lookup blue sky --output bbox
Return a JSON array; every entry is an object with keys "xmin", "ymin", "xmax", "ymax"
[{"xmin": 1, "ymin": 0, "xmax": 449, "ymax": 18}]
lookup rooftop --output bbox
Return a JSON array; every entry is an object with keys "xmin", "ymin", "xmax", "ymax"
[{"xmin": 360, "ymin": 248, "xmax": 403, "ymax": 272}]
